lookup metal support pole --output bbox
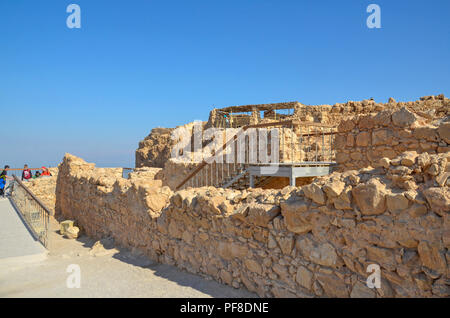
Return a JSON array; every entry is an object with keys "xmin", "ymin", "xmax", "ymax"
[
  {"xmin": 322, "ymin": 127, "xmax": 325, "ymax": 161},
  {"xmin": 282, "ymin": 128, "xmax": 285, "ymax": 163},
  {"xmin": 290, "ymin": 175, "xmax": 296, "ymax": 187},
  {"xmin": 291, "ymin": 123, "xmax": 294, "ymax": 164},
  {"xmin": 315, "ymin": 128, "xmax": 318, "ymax": 162}
]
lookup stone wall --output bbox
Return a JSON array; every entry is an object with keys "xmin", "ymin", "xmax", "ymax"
[
  {"xmin": 55, "ymin": 153, "xmax": 449, "ymax": 297},
  {"xmin": 136, "ymin": 122, "xmax": 207, "ymax": 169},
  {"xmin": 302, "ymin": 94, "xmax": 448, "ymax": 126},
  {"xmin": 25, "ymin": 164, "xmax": 127, "ymax": 215},
  {"xmin": 137, "ymin": 96, "xmax": 449, "ymax": 189},
  {"xmin": 154, "ymin": 158, "xmax": 197, "ymax": 190},
  {"xmin": 205, "ymin": 95, "xmax": 449, "ymax": 128},
  {"xmin": 335, "ymin": 107, "xmax": 450, "ymax": 172},
  {"xmin": 25, "ymin": 168, "xmax": 59, "ymax": 214},
  {"xmin": 136, "ymin": 127, "xmax": 175, "ymax": 168},
  {"xmin": 128, "ymin": 167, "xmax": 162, "ymax": 180}
]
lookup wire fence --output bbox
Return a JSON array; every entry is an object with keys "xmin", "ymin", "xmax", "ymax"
[{"xmin": 10, "ymin": 175, "xmax": 50, "ymax": 248}]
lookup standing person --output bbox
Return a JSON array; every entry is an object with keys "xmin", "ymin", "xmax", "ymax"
[
  {"xmin": 0, "ymin": 165, "xmax": 13, "ymax": 198},
  {"xmin": 22, "ymin": 164, "xmax": 32, "ymax": 181}
]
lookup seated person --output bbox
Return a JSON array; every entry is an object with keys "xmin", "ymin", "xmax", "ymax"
[{"xmin": 41, "ymin": 166, "xmax": 52, "ymax": 177}]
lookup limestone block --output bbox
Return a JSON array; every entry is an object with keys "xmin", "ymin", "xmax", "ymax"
[
  {"xmin": 423, "ymin": 187, "xmax": 450, "ymax": 216},
  {"xmin": 392, "ymin": 107, "xmax": 417, "ymax": 127},
  {"xmin": 437, "ymin": 122, "xmax": 450, "ymax": 143},
  {"xmin": 302, "ymin": 183, "xmax": 326, "ymax": 205},
  {"xmin": 60, "ymin": 220, "xmax": 74, "ymax": 235},
  {"xmin": 352, "ymin": 179, "xmax": 387, "ymax": 215}
]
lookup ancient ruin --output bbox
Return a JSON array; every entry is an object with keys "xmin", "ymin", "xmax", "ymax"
[{"xmin": 29, "ymin": 95, "xmax": 449, "ymax": 297}]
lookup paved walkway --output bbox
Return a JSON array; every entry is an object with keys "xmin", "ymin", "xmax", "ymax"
[
  {"xmin": 0, "ymin": 199, "xmax": 256, "ymax": 298},
  {"xmin": 0, "ymin": 198, "xmax": 47, "ymax": 269}
]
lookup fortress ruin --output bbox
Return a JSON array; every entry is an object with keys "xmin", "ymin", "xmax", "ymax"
[{"xmin": 27, "ymin": 94, "xmax": 449, "ymax": 297}]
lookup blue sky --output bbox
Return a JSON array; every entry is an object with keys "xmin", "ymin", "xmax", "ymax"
[{"xmin": 1, "ymin": 0, "xmax": 449, "ymax": 168}]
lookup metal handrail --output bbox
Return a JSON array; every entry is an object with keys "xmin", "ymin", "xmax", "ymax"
[
  {"xmin": 5, "ymin": 168, "xmax": 53, "ymax": 171},
  {"xmin": 176, "ymin": 120, "xmax": 296, "ymax": 190},
  {"xmin": 13, "ymin": 175, "xmax": 53, "ymax": 214},
  {"xmin": 10, "ymin": 175, "xmax": 50, "ymax": 247}
]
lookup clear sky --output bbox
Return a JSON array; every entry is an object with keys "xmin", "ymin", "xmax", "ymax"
[{"xmin": 1, "ymin": 0, "xmax": 449, "ymax": 169}]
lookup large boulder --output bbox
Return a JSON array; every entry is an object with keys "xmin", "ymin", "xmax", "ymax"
[
  {"xmin": 400, "ymin": 151, "xmax": 418, "ymax": 167},
  {"xmin": 386, "ymin": 193, "xmax": 409, "ymax": 213},
  {"xmin": 217, "ymin": 242, "xmax": 248, "ymax": 260},
  {"xmin": 302, "ymin": 183, "xmax": 326, "ymax": 205},
  {"xmin": 296, "ymin": 235, "xmax": 338, "ymax": 267},
  {"xmin": 333, "ymin": 186, "xmax": 353, "ymax": 210},
  {"xmin": 437, "ymin": 122, "xmax": 450, "ymax": 144},
  {"xmin": 350, "ymin": 281, "xmax": 376, "ymax": 298},
  {"xmin": 280, "ymin": 200, "xmax": 311, "ymax": 234},
  {"xmin": 316, "ymin": 272, "xmax": 349, "ymax": 298},
  {"xmin": 246, "ymin": 203, "xmax": 280, "ymax": 227},
  {"xmin": 64, "ymin": 226, "xmax": 80, "ymax": 239},
  {"xmin": 322, "ymin": 180, "xmax": 346, "ymax": 198},
  {"xmin": 295, "ymin": 266, "xmax": 313, "ymax": 290},
  {"xmin": 356, "ymin": 131, "xmax": 371, "ymax": 147},
  {"xmin": 417, "ymin": 241, "xmax": 447, "ymax": 275},
  {"xmin": 423, "ymin": 187, "xmax": 450, "ymax": 216},
  {"xmin": 244, "ymin": 259, "xmax": 262, "ymax": 275},
  {"xmin": 392, "ymin": 107, "xmax": 417, "ymax": 127},
  {"xmin": 352, "ymin": 179, "xmax": 387, "ymax": 215},
  {"xmin": 60, "ymin": 220, "xmax": 74, "ymax": 235},
  {"xmin": 60, "ymin": 220, "xmax": 80, "ymax": 239}
]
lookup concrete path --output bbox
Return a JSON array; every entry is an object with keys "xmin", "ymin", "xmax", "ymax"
[
  {"xmin": 0, "ymin": 210, "xmax": 256, "ymax": 298},
  {"xmin": 0, "ymin": 198, "xmax": 47, "ymax": 269}
]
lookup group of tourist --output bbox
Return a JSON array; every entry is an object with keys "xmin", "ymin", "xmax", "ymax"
[
  {"xmin": 0, "ymin": 165, "xmax": 52, "ymax": 198},
  {"xmin": 20, "ymin": 165, "xmax": 52, "ymax": 181}
]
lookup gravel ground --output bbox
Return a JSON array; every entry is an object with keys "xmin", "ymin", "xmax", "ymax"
[{"xmin": 0, "ymin": 217, "xmax": 256, "ymax": 298}]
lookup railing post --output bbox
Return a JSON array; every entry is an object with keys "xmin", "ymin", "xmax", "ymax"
[
  {"xmin": 291, "ymin": 122, "xmax": 294, "ymax": 164},
  {"xmin": 322, "ymin": 127, "xmax": 325, "ymax": 162}
]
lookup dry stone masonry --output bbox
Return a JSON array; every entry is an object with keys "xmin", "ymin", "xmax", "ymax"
[
  {"xmin": 336, "ymin": 107, "xmax": 449, "ymax": 171},
  {"xmin": 24, "ymin": 95, "xmax": 449, "ymax": 298},
  {"xmin": 54, "ymin": 152, "xmax": 449, "ymax": 298},
  {"xmin": 25, "ymin": 167, "xmax": 59, "ymax": 214}
]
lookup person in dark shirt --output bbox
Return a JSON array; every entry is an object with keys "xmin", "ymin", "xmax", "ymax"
[
  {"xmin": 0, "ymin": 165, "xmax": 12, "ymax": 197},
  {"xmin": 22, "ymin": 164, "xmax": 32, "ymax": 181}
]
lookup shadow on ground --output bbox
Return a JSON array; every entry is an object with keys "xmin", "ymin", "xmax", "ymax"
[{"xmin": 57, "ymin": 228, "xmax": 256, "ymax": 298}]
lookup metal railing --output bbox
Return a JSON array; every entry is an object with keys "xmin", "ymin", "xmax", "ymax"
[
  {"xmin": 176, "ymin": 120, "xmax": 336, "ymax": 190},
  {"xmin": 10, "ymin": 175, "xmax": 50, "ymax": 248},
  {"xmin": 5, "ymin": 168, "xmax": 53, "ymax": 179}
]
